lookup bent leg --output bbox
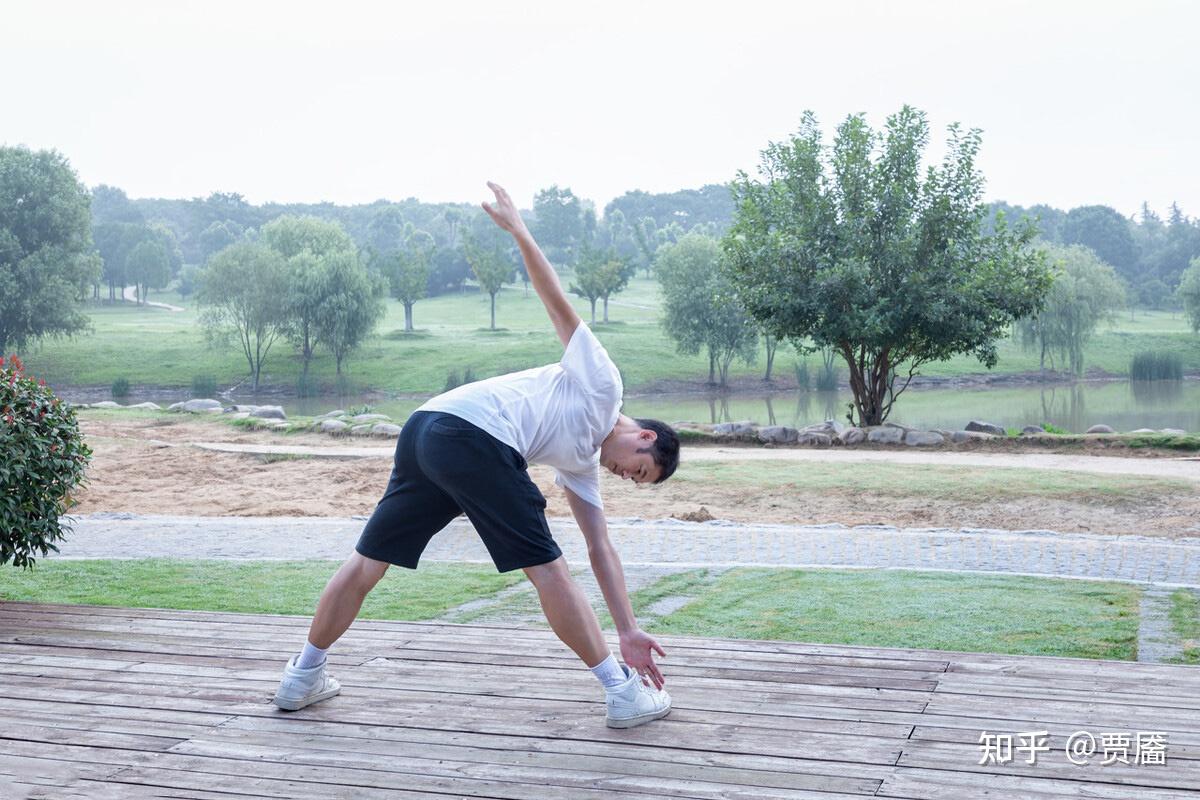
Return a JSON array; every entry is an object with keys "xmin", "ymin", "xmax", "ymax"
[
  {"xmin": 306, "ymin": 552, "xmax": 390, "ymax": 649},
  {"xmin": 524, "ymin": 556, "xmax": 608, "ymax": 667}
]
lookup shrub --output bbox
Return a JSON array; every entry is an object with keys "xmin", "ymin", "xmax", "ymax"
[
  {"xmin": 1041, "ymin": 422, "xmax": 1069, "ymax": 435},
  {"xmin": 1130, "ymin": 351, "xmax": 1183, "ymax": 382},
  {"xmin": 191, "ymin": 375, "xmax": 218, "ymax": 397},
  {"xmin": 793, "ymin": 360, "xmax": 811, "ymax": 390},
  {"xmin": 1, "ymin": 355, "xmax": 92, "ymax": 568},
  {"xmin": 111, "ymin": 377, "xmax": 130, "ymax": 398}
]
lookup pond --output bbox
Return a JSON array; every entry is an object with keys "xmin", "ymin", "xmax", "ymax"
[{"xmin": 78, "ymin": 379, "xmax": 1200, "ymax": 434}]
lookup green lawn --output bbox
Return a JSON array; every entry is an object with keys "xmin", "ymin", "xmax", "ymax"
[
  {"xmin": 634, "ymin": 568, "xmax": 1141, "ymax": 660},
  {"xmin": 1168, "ymin": 589, "xmax": 1200, "ymax": 664},
  {"xmin": 0, "ymin": 560, "xmax": 523, "ymax": 621},
  {"xmin": 19, "ymin": 281, "xmax": 1200, "ymax": 395}
]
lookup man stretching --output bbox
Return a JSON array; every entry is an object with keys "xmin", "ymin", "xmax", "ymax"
[{"xmin": 274, "ymin": 182, "xmax": 680, "ymax": 728}]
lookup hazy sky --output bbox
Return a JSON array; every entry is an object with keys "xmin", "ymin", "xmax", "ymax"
[{"xmin": 5, "ymin": 1, "xmax": 1197, "ymax": 217}]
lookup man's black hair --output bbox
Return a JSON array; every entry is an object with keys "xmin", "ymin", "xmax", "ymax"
[{"xmin": 633, "ymin": 418, "xmax": 680, "ymax": 483}]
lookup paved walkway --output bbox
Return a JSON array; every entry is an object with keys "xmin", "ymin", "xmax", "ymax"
[
  {"xmin": 190, "ymin": 441, "xmax": 1200, "ymax": 482},
  {"xmin": 61, "ymin": 513, "xmax": 1200, "ymax": 588}
]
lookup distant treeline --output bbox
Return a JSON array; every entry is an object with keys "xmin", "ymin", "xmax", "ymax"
[{"xmin": 90, "ymin": 181, "xmax": 1198, "ymax": 308}]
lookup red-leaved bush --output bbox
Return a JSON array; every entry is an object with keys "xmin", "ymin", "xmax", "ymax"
[{"xmin": 1, "ymin": 355, "xmax": 91, "ymax": 568}]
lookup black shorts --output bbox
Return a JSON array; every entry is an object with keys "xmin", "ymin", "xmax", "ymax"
[{"xmin": 355, "ymin": 411, "xmax": 562, "ymax": 573}]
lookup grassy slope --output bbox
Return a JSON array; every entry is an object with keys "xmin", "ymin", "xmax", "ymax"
[{"xmin": 20, "ymin": 281, "xmax": 1200, "ymax": 394}]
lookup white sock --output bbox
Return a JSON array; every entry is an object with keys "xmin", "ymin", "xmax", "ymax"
[
  {"xmin": 589, "ymin": 654, "xmax": 627, "ymax": 689},
  {"xmin": 296, "ymin": 641, "xmax": 328, "ymax": 669}
]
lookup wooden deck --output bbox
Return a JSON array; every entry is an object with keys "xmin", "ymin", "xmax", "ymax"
[{"xmin": 1, "ymin": 602, "xmax": 1198, "ymax": 799}]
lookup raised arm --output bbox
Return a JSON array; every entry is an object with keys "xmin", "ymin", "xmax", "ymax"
[{"xmin": 482, "ymin": 181, "xmax": 582, "ymax": 348}]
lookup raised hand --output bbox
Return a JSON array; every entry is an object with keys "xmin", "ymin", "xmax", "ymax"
[
  {"xmin": 481, "ymin": 181, "xmax": 528, "ymax": 237},
  {"xmin": 619, "ymin": 628, "xmax": 667, "ymax": 689}
]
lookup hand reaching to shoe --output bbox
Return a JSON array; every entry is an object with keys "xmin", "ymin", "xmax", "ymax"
[{"xmin": 620, "ymin": 628, "xmax": 667, "ymax": 689}]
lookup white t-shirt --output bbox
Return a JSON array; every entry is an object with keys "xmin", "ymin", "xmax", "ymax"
[{"xmin": 417, "ymin": 322, "xmax": 622, "ymax": 509}]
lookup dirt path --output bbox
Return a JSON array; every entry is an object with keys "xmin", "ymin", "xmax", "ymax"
[
  {"xmin": 188, "ymin": 441, "xmax": 1200, "ymax": 482},
  {"xmin": 72, "ymin": 414, "xmax": 1200, "ymax": 536},
  {"xmin": 121, "ymin": 285, "xmax": 185, "ymax": 312}
]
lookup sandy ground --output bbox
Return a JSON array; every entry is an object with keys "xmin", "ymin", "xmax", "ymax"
[{"xmin": 73, "ymin": 414, "xmax": 1200, "ymax": 537}]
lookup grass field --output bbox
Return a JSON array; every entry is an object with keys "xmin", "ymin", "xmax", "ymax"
[
  {"xmin": 1169, "ymin": 589, "xmax": 1200, "ymax": 664},
  {"xmin": 19, "ymin": 279, "xmax": 1200, "ymax": 395},
  {"xmin": 0, "ymin": 560, "xmax": 1142, "ymax": 660},
  {"xmin": 634, "ymin": 568, "xmax": 1141, "ymax": 660}
]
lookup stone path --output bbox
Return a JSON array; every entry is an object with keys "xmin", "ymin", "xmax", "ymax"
[
  {"xmin": 189, "ymin": 441, "xmax": 1200, "ymax": 481},
  {"xmin": 61, "ymin": 513, "xmax": 1200, "ymax": 587}
]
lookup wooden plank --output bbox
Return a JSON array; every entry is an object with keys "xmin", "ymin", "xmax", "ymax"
[{"xmin": 876, "ymin": 766, "xmax": 1200, "ymax": 800}]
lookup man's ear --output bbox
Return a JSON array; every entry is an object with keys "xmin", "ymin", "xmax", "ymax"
[{"xmin": 637, "ymin": 428, "xmax": 658, "ymax": 443}]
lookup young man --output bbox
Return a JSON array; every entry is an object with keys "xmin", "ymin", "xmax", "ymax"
[{"xmin": 274, "ymin": 182, "xmax": 681, "ymax": 729}]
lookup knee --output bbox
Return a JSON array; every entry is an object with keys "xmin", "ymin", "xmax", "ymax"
[
  {"xmin": 338, "ymin": 553, "xmax": 388, "ymax": 593},
  {"xmin": 524, "ymin": 557, "xmax": 571, "ymax": 591}
]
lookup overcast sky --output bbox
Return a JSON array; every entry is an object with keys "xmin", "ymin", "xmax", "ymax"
[{"xmin": 5, "ymin": 0, "xmax": 1197, "ymax": 217}]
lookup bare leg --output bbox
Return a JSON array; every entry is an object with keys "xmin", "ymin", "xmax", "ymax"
[
  {"xmin": 524, "ymin": 556, "xmax": 608, "ymax": 667},
  {"xmin": 306, "ymin": 552, "xmax": 390, "ymax": 649}
]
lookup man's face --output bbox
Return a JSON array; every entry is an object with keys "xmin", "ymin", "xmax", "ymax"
[{"xmin": 600, "ymin": 429, "xmax": 661, "ymax": 484}]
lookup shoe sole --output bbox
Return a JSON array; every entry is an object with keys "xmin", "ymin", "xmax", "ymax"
[
  {"xmin": 273, "ymin": 686, "xmax": 340, "ymax": 711},
  {"xmin": 606, "ymin": 705, "xmax": 671, "ymax": 728}
]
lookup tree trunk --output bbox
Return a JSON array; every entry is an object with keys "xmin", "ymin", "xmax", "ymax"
[
  {"xmin": 589, "ymin": 299, "xmax": 596, "ymax": 324},
  {"xmin": 404, "ymin": 303, "xmax": 413, "ymax": 332},
  {"xmin": 603, "ymin": 296, "xmax": 609, "ymax": 323},
  {"xmin": 490, "ymin": 292, "xmax": 496, "ymax": 330},
  {"xmin": 764, "ymin": 334, "xmax": 776, "ymax": 381},
  {"xmin": 708, "ymin": 350, "xmax": 716, "ymax": 384}
]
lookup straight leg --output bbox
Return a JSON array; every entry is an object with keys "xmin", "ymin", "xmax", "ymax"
[
  {"xmin": 306, "ymin": 551, "xmax": 390, "ymax": 649},
  {"xmin": 523, "ymin": 556, "xmax": 608, "ymax": 667}
]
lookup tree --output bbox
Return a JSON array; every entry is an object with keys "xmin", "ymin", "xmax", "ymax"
[
  {"xmin": 656, "ymin": 234, "xmax": 758, "ymax": 386},
  {"xmin": 724, "ymin": 108, "xmax": 1051, "ymax": 426},
  {"xmin": 532, "ymin": 185, "xmax": 584, "ymax": 264},
  {"xmin": 0, "ymin": 146, "xmax": 101, "ymax": 355},
  {"xmin": 197, "ymin": 220, "xmax": 244, "ymax": 263},
  {"xmin": 314, "ymin": 251, "xmax": 387, "ymax": 375},
  {"xmin": 384, "ymin": 229, "xmax": 434, "ymax": 332},
  {"xmin": 1179, "ymin": 258, "xmax": 1200, "ymax": 333},
  {"xmin": 1017, "ymin": 245, "xmax": 1126, "ymax": 375},
  {"xmin": 125, "ymin": 239, "xmax": 171, "ymax": 304},
  {"xmin": 570, "ymin": 247, "xmax": 631, "ymax": 323},
  {"xmin": 463, "ymin": 235, "xmax": 514, "ymax": 330},
  {"xmin": 262, "ymin": 216, "xmax": 358, "ymax": 381},
  {"xmin": 1061, "ymin": 205, "xmax": 1138, "ymax": 282},
  {"xmin": 197, "ymin": 242, "xmax": 287, "ymax": 392}
]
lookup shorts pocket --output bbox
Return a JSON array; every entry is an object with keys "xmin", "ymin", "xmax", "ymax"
[{"xmin": 429, "ymin": 418, "xmax": 480, "ymax": 438}]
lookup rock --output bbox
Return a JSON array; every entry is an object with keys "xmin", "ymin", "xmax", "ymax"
[
  {"xmin": 352, "ymin": 413, "xmax": 390, "ymax": 423},
  {"xmin": 167, "ymin": 402, "xmax": 185, "ymax": 413},
  {"xmin": 1129, "ymin": 428, "xmax": 1157, "ymax": 434},
  {"xmin": 1086, "ymin": 424, "xmax": 1115, "ymax": 434},
  {"xmin": 318, "ymin": 419, "xmax": 349, "ymax": 434},
  {"xmin": 866, "ymin": 426, "xmax": 905, "ymax": 444},
  {"xmin": 904, "ymin": 430, "xmax": 944, "ymax": 446},
  {"xmin": 757, "ymin": 426, "xmax": 798, "ymax": 445},
  {"xmin": 1160, "ymin": 428, "xmax": 1187, "ymax": 436},
  {"xmin": 350, "ymin": 424, "xmax": 374, "ymax": 437},
  {"xmin": 182, "ymin": 398, "xmax": 223, "ymax": 413},
  {"xmin": 801, "ymin": 419, "xmax": 846, "ymax": 436},
  {"xmin": 950, "ymin": 430, "xmax": 997, "ymax": 443},
  {"xmin": 840, "ymin": 427, "xmax": 867, "ymax": 445},
  {"xmin": 965, "ymin": 420, "xmax": 1006, "ymax": 437},
  {"xmin": 229, "ymin": 412, "xmax": 250, "ymax": 420},
  {"xmin": 673, "ymin": 506, "xmax": 715, "ymax": 523},
  {"xmin": 372, "ymin": 423, "xmax": 403, "ymax": 438},
  {"xmin": 796, "ymin": 432, "xmax": 833, "ymax": 446},
  {"xmin": 91, "ymin": 401, "xmax": 122, "ymax": 409},
  {"xmin": 126, "ymin": 402, "xmax": 161, "ymax": 411},
  {"xmin": 1021, "ymin": 425, "xmax": 1045, "ymax": 435},
  {"xmin": 230, "ymin": 404, "xmax": 258, "ymax": 413},
  {"xmin": 250, "ymin": 405, "xmax": 287, "ymax": 421},
  {"xmin": 712, "ymin": 421, "xmax": 757, "ymax": 436},
  {"xmin": 316, "ymin": 410, "xmax": 348, "ymax": 420}
]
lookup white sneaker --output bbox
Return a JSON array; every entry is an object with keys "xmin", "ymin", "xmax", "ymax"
[
  {"xmin": 605, "ymin": 665, "xmax": 671, "ymax": 728},
  {"xmin": 273, "ymin": 655, "xmax": 341, "ymax": 711}
]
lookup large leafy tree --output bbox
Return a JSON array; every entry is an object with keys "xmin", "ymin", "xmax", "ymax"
[
  {"xmin": 463, "ymin": 230, "xmax": 514, "ymax": 331},
  {"xmin": 261, "ymin": 215, "xmax": 357, "ymax": 381},
  {"xmin": 1061, "ymin": 205, "xmax": 1138, "ymax": 282},
  {"xmin": 384, "ymin": 228, "xmax": 434, "ymax": 332},
  {"xmin": 0, "ymin": 146, "xmax": 101, "ymax": 355},
  {"xmin": 724, "ymin": 107, "xmax": 1051, "ymax": 426},
  {"xmin": 570, "ymin": 246, "xmax": 631, "ymax": 323},
  {"xmin": 532, "ymin": 185, "xmax": 584, "ymax": 265},
  {"xmin": 314, "ymin": 251, "xmax": 387, "ymax": 376},
  {"xmin": 656, "ymin": 233, "xmax": 758, "ymax": 386},
  {"xmin": 197, "ymin": 242, "xmax": 287, "ymax": 392},
  {"xmin": 126, "ymin": 239, "xmax": 171, "ymax": 305},
  {"xmin": 1017, "ymin": 245, "xmax": 1127, "ymax": 375}
]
